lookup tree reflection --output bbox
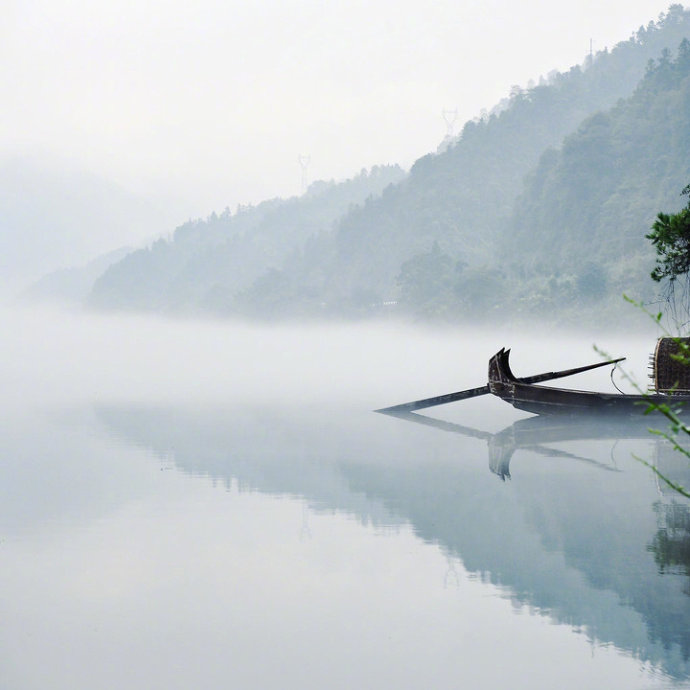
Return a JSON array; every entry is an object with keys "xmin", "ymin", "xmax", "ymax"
[{"xmin": 650, "ymin": 503, "xmax": 690, "ymax": 579}]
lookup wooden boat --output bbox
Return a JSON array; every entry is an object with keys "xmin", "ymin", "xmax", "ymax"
[
  {"xmin": 489, "ymin": 347, "xmax": 690, "ymax": 416},
  {"xmin": 377, "ymin": 338, "xmax": 690, "ymax": 417}
]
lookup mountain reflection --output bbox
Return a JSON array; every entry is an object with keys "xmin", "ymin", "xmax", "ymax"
[{"xmin": 96, "ymin": 404, "xmax": 690, "ymax": 680}]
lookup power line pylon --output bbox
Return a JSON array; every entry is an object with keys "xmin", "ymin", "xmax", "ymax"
[
  {"xmin": 298, "ymin": 154, "xmax": 311, "ymax": 194},
  {"xmin": 442, "ymin": 108, "xmax": 458, "ymax": 138}
]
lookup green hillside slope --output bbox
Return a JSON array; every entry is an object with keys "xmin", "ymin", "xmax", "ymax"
[
  {"xmin": 88, "ymin": 5, "xmax": 690, "ymax": 325},
  {"xmin": 502, "ymin": 41, "xmax": 690, "ymax": 325},
  {"xmin": 89, "ymin": 165, "xmax": 404, "ymax": 312},
  {"xmin": 240, "ymin": 5, "xmax": 690, "ymax": 321}
]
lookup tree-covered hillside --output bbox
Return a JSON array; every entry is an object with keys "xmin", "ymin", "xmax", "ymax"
[
  {"xmin": 502, "ymin": 40, "xmax": 690, "ymax": 324},
  {"xmin": 87, "ymin": 5, "xmax": 690, "ymax": 325},
  {"xmin": 238, "ymin": 4, "xmax": 690, "ymax": 320},
  {"xmin": 89, "ymin": 165, "xmax": 404, "ymax": 312}
]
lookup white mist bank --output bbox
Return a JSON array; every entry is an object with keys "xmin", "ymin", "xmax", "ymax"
[{"xmin": 0, "ymin": 305, "xmax": 664, "ymax": 410}]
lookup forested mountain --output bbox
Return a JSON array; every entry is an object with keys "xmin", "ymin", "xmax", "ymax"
[
  {"xmin": 503, "ymin": 42, "xmax": 690, "ymax": 323},
  {"xmin": 89, "ymin": 166, "xmax": 404, "ymax": 313},
  {"xmin": 390, "ymin": 35, "xmax": 690, "ymax": 326},
  {"xmin": 319, "ymin": 7, "xmax": 690, "ymax": 310},
  {"xmin": 87, "ymin": 5, "xmax": 690, "ymax": 325}
]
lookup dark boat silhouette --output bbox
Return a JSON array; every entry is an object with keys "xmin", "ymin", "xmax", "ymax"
[{"xmin": 379, "ymin": 338, "xmax": 690, "ymax": 416}]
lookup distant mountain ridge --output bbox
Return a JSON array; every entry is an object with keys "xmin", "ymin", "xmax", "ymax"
[
  {"xmin": 0, "ymin": 157, "xmax": 172, "ymax": 295},
  {"xmin": 22, "ymin": 246, "xmax": 134, "ymax": 305},
  {"xmin": 89, "ymin": 165, "xmax": 405, "ymax": 313},
  {"xmin": 85, "ymin": 4, "xmax": 690, "ymax": 325}
]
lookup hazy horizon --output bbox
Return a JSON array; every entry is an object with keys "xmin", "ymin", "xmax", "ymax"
[
  {"xmin": 0, "ymin": 303, "xmax": 664, "ymax": 415},
  {"xmin": 1, "ymin": 0, "xmax": 675, "ymax": 219}
]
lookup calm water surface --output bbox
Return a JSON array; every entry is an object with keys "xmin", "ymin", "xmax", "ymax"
[{"xmin": 1, "ymin": 308, "xmax": 689, "ymax": 689}]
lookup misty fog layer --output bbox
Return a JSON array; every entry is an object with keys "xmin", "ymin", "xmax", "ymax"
[
  {"xmin": 0, "ymin": 305, "xmax": 662, "ymax": 411},
  {"xmin": 1, "ymin": 307, "xmax": 689, "ymax": 688}
]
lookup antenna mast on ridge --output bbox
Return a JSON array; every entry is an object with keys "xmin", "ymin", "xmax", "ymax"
[
  {"xmin": 442, "ymin": 109, "xmax": 458, "ymax": 138},
  {"xmin": 298, "ymin": 154, "xmax": 311, "ymax": 194}
]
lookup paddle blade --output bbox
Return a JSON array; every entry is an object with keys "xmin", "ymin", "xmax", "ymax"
[
  {"xmin": 521, "ymin": 356, "xmax": 626, "ymax": 384},
  {"xmin": 375, "ymin": 384, "xmax": 490, "ymax": 413}
]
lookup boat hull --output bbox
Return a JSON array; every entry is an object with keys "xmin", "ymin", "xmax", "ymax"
[{"xmin": 488, "ymin": 349, "xmax": 690, "ymax": 416}]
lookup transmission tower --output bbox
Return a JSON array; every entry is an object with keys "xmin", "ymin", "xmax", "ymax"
[
  {"xmin": 298, "ymin": 154, "xmax": 311, "ymax": 194},
  {"xmin": 442, "ymin": 108, "xmax": 458, "ymax": 138}
]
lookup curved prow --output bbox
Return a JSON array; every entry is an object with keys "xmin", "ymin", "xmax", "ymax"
[
  {"xmin": 488, "ymin": 348, "xmax": 516, "ymax": 385},
  {"xmin": 489, "ymin": 348, "xmax": 625, "ymax": 389}
]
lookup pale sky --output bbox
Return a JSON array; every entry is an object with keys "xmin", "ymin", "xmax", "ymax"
[{"xmin": 0, "ymin": 0, "xmax": 676, "ymax": 218}]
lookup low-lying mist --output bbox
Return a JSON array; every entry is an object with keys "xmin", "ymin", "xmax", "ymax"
[{"xmin": 0, "ymin": 305, "xmax": 663, "ymax": 413}]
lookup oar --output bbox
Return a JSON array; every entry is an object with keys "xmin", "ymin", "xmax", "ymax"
[
  {"xmin": 377, "ymin": 385, "xmax": 492, "ymax": 413},
  {"xmin": 376, "ymin": 355, "xmax": 625, "ymax": 413}
]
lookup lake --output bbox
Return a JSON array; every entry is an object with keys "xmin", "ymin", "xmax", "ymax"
[{"xmin": 1, "ymin": 307, "xmax": 689, "ymax": 689}]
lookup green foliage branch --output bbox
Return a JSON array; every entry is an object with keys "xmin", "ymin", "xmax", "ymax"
[
  {"xmin": 647, "ymin": 185, "xmax": 690, "ymax": 326},
  {"xmin": 611, "ymin": 295, "xmax": 690, "ymax": 498},
  {"xmin": 647, "ymin": 186, "xmax": 690, "ymax": 283}
]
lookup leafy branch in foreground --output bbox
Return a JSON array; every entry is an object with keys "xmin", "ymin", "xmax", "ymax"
[
  {"xmin": 646, "ymin": 184, "xmax": 690, "ymax": 329},
  {"xmin": 604, "ymin": 295, "xmax": 690, "ymax": 498},
  {"xmin": 647, "ymin": 183, "xmax": 690, "ymax": 283}
]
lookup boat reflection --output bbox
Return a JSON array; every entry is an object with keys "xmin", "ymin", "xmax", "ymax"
[{"xmin": 377, "ymin": 409, "xmax": 657, "ymax": 480}]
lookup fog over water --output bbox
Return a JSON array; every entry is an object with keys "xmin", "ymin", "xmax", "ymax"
[
  {"xmin": 0, "ymin": 305, "xmax": 663, "ymax": 410},
  {"xmin": 3, "ymin": 306, "xmax": 690, "ymax": 688}
]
